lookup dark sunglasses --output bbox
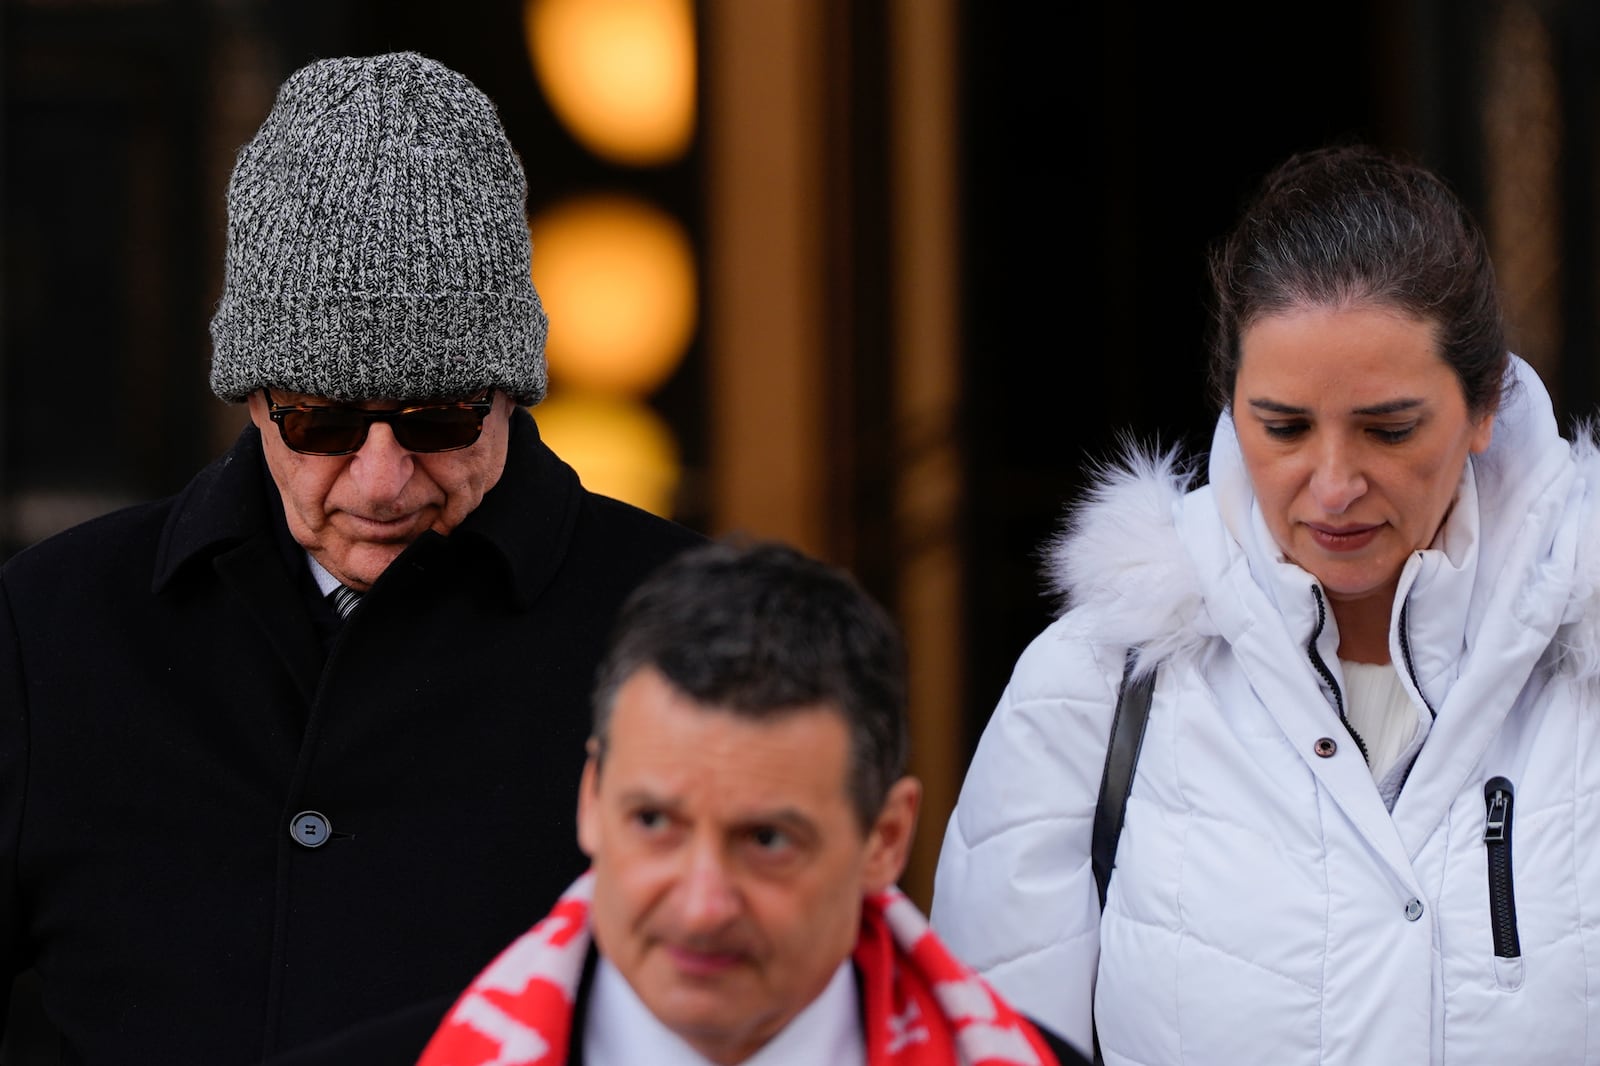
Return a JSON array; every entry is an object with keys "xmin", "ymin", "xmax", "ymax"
[{"xmin": 263, "ymin": 388, "xmax": 495, "ymax": 456}]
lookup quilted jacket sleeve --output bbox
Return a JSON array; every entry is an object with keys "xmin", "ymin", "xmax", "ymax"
[{"xmin": 929, "ymin": 614, "xmax": 1122, "ymax": 1051}]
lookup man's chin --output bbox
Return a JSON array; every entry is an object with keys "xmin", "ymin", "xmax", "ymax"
[
  {"xmin": 316, "ymin": 543, "xmax": 408, "ymax": 588},
  {"xmin": 650, "ymin": 995, "xmax": 774, "ymax": 1066}
]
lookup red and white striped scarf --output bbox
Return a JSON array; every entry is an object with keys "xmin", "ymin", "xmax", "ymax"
[{"xmin": 416, "ymin": 870, "xmax": 1061, "ymax": 1066}]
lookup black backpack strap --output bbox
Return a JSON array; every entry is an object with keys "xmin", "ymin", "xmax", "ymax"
[
  {"xmin": 1091, "ymin": 647, "xmax": 1155, "ymax": 911},
  {"xmin": 1089, "ymin": 648, "xmax": 1157, "ymax": 1065}
]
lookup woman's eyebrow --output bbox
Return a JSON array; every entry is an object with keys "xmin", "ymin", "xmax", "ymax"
[{"xmin": 1245, "ymin": 397, "xmax": 1423, "ymax": 415}]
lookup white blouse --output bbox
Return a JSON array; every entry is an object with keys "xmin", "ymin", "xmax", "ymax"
[{"xmin": 1341, "ymin": 659, "xmax": 1431, "ymax": 808}]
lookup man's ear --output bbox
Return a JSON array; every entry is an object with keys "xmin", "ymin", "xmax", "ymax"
[
  {"xmin": 862, "ymin": 776, "xmax": 922, "ymax": 894},
  {"xmin": 245, "ymin": 390, "xmax": 271, "ymax": 433},
  {"xmin": 576, "ymin": 743, "xmax": 601, "ymax": 859}
]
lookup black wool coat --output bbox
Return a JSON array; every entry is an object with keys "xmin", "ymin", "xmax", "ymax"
[{"xmin": 0, "ymin": 408, "xmax": 705, "ymax": 1065}]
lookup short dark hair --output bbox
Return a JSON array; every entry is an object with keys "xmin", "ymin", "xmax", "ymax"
[
  {"xmin": 590, "ymin": 537, "xmax": 909, "ymax": 830},
  {"xmin": 1207, "ymin": 143, "xmax": 1510, "ymax": 419}
]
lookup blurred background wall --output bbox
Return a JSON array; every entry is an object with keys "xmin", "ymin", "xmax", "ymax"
[{"xmin": 4, "ymin": 0, "xmax": 1599, "ymax": 921}]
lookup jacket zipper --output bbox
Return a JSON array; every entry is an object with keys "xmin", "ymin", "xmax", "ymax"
[
  {"xmin": 1307, "ymin": 587, "xmax": 1372, "ymax": 764},
  {"xmin": 1394, "ymin": 598, "xmax": 1435, "ymax": 719},
  {"xmin": 1389, "ymin": 598, "xmax": 1436, "ymax": 796},
  {"xmin": 1483, "ymin": 776, "xmax": 1521, "ymax": 960}
]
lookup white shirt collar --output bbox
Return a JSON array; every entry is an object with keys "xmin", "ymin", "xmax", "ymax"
[
  {"xmin": 303, "ymin": 552, "xmax": 343, "ymax": 598},
  {"xmin": 584, "ymin": 954, "xmax": 865, "ymax": 1066}
]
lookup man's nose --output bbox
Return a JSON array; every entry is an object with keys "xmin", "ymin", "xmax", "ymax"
[
  {"xmin": 346, "ymin": 421, "xmax": 414, "ymax": 499},
  {"xmin": 676, "ymin": 843, "xmax": 740, "ymax": 931}
]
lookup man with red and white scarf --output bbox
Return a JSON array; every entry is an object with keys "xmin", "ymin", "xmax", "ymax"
[{"xmin": 416, "ymin": 539, "xmax": 1089, "ymax": 1066}]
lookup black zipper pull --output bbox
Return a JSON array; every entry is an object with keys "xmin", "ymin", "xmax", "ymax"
[{"xmin": 1482, "ymin": 776, "xmax": 1521, "ymax": 961}]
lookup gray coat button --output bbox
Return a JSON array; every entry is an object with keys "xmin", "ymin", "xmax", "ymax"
[
  {"xmin": 1404, "ymin": 898, "xmax": 1424, "ymax": 921},
  {"xmin": 290, "ymin": 810, "xmax": 332, "ymax": 849}
]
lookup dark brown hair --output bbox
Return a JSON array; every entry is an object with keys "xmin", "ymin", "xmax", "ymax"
[{"xmin": 1207, "ymin": 143, "xmax": 1509, "ymax": 418}]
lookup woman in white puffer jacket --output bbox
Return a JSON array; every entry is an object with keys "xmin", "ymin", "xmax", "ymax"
[{"xmin": 930, "ymin": 143, "xmax": 1600, "ymax": 1066}]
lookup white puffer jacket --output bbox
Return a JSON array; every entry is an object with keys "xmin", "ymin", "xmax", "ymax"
[{"xmin": 931, "ymin": 357, "xmax": 1600, "ymax": 1065}]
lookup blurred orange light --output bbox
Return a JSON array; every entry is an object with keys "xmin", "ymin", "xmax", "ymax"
[
  {"xmin": 531, "ymin": 389, "xmax": 681, "ymax": 517},
  {"xmin": 530, "ymin": 193, "xmax": 697, "ymax": 397},
  {"xmin": 524, "ymin": 0, "xmax": 696, "ymax": 166}
]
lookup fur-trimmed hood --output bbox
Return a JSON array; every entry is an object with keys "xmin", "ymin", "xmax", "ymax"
[
  {"xmin": 1042, "ymin": 356, "xmax": 1600, "ymax": 685},
  {"xmin": 1040, "ymin": 439, "xmax": 1211, "ymax": 672}
]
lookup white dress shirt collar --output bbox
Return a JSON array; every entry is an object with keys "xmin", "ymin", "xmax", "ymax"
[{"xmin": 583, "ymin": 954, "xmax": 865, "ymax": 1066}]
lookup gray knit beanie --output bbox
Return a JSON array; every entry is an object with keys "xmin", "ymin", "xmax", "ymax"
[{"xmin": 209, "ymin": 51, "xmax": 548, "ymax": 405}]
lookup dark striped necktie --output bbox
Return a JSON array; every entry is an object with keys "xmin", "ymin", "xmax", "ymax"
[{"xmin": 327, "ymin": 584, "xmax": 364, "ymax": 620}]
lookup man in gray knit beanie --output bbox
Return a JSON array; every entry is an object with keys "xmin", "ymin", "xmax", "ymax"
[
  {"xmin": 0, "ymin": 51, "xmax": 701, "ymax": 1066},
  {"xmin": 207, "ymin": 50, "xmax": 572, "ymax": 598}
]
